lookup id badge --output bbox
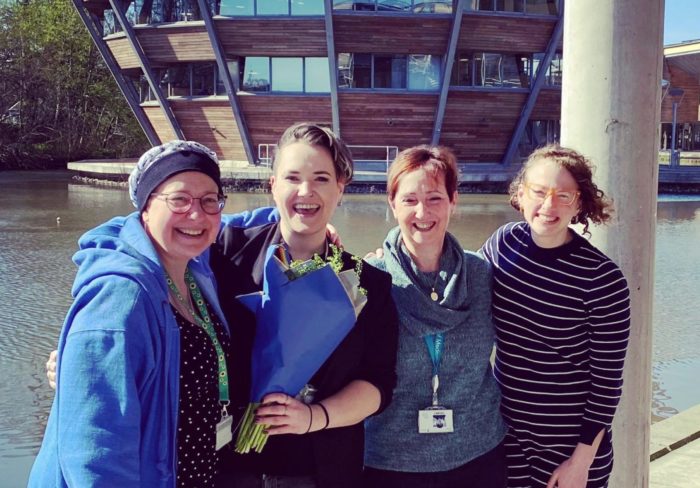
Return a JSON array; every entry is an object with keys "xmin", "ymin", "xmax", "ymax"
[
  {"xmin": 418, "ymin": 407, "xmax": 454, "ymax": 434},
  {"xmin": 215, "ymin": 415, "xmax": 233, "ymax": 450}
]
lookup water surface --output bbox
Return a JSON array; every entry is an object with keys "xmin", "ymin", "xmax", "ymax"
[{"xmin": 0, "ymin": 171, "xmax": 698, "ymax": 486}]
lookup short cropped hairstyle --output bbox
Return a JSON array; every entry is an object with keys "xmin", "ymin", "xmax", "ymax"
[
  {"xmin": 509, "ymin": 144, "xmax": 613, "ymax": 235},
  {"xmin": 387, "ymin": 145, "xmax": 458, "ymax": 202},
  {"xmin": 273, "ymin": 122, "xmax": 354, "ymax": 184}
]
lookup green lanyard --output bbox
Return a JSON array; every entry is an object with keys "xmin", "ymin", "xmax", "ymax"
[{"xmin": 166, "ymin": 268, "xmax": 229, "ymax": 405}]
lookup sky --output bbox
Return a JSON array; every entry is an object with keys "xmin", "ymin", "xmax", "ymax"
[{"xmin": 664, "ymin": 0, "xmax": 700, "ymax": 45}]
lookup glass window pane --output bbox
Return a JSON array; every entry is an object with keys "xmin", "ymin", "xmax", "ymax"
[
  {"xmin": 500, "ymin": 55, "xmax": 527, "ymax": 88},
  {"xmin": 496, "ymin": 0, "xmax": 524, "ymax": 12},
  {"xmin": 217, "ymin": 60, "xmax": 239, "ymax": 94},
  {"xmin": 166, "ymin": 66, "xmax": 190, "ymax": 96},
  {"xmin": 478, "ymin": 0, "xmax": 495, "ymax": 10},
  {"xmin": 258, "ymin": 0, "xmax": 289, "ymax": 15},
  {"xmin": 377, "ymin": 0, "xmax": 410, "ymax": 11},
  {"xmin": 219, "ymin": 0, "xmax": 254, "ymax": 15},
  {"xmin": 338, "ymin": 53, "xmax": 371, "ymax": 88},
  {"xmin": 450, "ymin": 54, "xmax": 471, "ymax": 86},
  {"xmin": 272, "ymin": 57, "xmax": 303, "ymax": 91},
  {"xmin": 548, "ymin": 53, "xmax": 562, "ymax": 86},
  {"xmin": 292, "ymin": 0, "xmax": 324, "ymax": 15},
  {"xmin": 481, "ymin": 53, "xmax": 502, "ymax": 86},
  {"xmin": 242, "ymin": 57, "xmax": 271, "ymax": 91},
  {"xmin": 408, "ymin": 55, "xmax": 441, "ymax": 90},
  {"xmin": 305, "ymin": 57, "xmax": 330, "ymax": 93},
  {"xmin": 374, "ymin": 55, "xmax": 407, "ymax": 89},
  {"xmin": 192, "ymin": 63, "xmax": 215, "ymax": 96},
  {"xmin": 334, "ymin": 0, "xmax": 376, "ymax": 10},
  {"xmin": 413, "ymin": 1, "xmax": 453, "ymax": 13},
  {"xmin": 526, "ymin": 0, "xmax": 558, "ymax": 15}
]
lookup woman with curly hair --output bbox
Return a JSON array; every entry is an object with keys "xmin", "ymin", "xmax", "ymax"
[{"xmin": 480, "ymin": 145, "xmax": 631, "ymax": 488}]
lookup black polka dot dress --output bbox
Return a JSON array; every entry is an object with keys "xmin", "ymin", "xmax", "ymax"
[{"xmin": 171, "ymin": 300, "xmax": 232, "ymax": 488}]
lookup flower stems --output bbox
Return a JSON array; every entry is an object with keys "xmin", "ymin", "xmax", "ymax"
[{"xmin": 234, "ymin": 402, "xmax": 269, "ymax": 454}]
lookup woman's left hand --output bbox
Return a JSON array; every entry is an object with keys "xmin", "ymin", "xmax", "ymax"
[
  {"xmin": 545, "ymin": 456, "xmax": 590, "ymax": 488},
  {"xmin": 255, "ymin": 393, "xmax": 313, "ymax": 436}
]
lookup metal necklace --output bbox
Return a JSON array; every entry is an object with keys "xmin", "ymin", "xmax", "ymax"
[{"xmin": 430, "ymin": 272, "xmax": 440, "ymax": 302}]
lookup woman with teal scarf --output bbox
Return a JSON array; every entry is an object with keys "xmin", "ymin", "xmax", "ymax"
[{"xmin": 364, "ymin": 146, "xmax": 507, "ymax": 487}]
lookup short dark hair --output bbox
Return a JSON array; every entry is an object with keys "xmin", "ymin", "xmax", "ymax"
[{"xmin": 274, "ymin": 123, "xmax": 354, "ymax": 184}]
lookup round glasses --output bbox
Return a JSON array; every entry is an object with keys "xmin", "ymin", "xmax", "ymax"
[
  {"xmin": 151, "ymin": 191, "xmax": 227, "ymax": 215},
  {"xmin": 523, "ymin": 182, "xmax": 580, "ymax": 206}
]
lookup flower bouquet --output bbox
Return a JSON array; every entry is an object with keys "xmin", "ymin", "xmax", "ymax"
[{"xmin": 234, "ymin": 244, "xmax": 367, "ymax": 453}]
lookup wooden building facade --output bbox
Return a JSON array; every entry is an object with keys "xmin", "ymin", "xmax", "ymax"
[
  {"xmin": 72, "ymin": 0, "xmax": 565, "ymax": 169},
  {"xmin": 661, "ymin": 41, "xmax": 700, "ymax": 153}
]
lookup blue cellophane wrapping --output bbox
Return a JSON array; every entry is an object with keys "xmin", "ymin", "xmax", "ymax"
[{"xmin": 237, "ymin": 244, "xmax": 357, "ymax": 403}]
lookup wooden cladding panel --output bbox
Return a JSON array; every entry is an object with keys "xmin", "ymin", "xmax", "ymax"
[
  {"xmin": 107, "ymin": 36, "xmax": 141, "ymax": 70},
  {"xmin": 338, "ymin": 92, "xmax": 437, "ymax": 148},
  {"xmin": 170, "ymin": 100, "xmax": 247, "ymax": 161},
  {"xmin": 136, "ymin": 26, "xmax": 215, "ymax": 64},
  {"xmin": 333, "ymin": 16, "xmax": 450, "ymax": 55},
  {"xmin": 143, "ymin": 105, "xmax": 178, "ymax": 142},
  {"xmin": 459, "ymin": 16, "xmax": 555, "ymax": 53},
  {"xmin": 530, "ymin": 89, "xmax": 561, "ymax": 120},
  {"xmin": 440, "ymin": 91, "xmax": 526, "ymax": 162},
  {"xmin": 216, "ymin": 19, "xmax": 327, "ymax": 57},
  {"xmin": 661, "ymin": 61, "xmax": 700, "ymax": 123},
  {"xmin": 239, "ymin": 95, "xmax": 332, "ymax": 148}
]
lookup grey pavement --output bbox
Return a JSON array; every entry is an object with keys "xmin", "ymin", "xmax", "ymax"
[
  {"xmin": 649, "ymin": 404, "xmax": 700, "ymax": 488},
  {"xmin": 650, "ymin": 438, "xmax": 700, "ymax": 488}
]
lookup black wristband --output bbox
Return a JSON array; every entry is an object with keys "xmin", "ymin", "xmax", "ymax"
[
  {"xmin": 305, "ymin": 403, "xmax": 313, "ymax": 434},
  {"xmin": 318, "ymin": 402, "xmax": 330, "ymax": 430}
]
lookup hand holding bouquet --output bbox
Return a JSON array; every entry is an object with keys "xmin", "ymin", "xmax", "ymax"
[{"xmin": 235, "ymin": 244, "xmax": 367, "ymax": 453}]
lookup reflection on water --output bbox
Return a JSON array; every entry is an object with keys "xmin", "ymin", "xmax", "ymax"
[{"xmin": 0, "ymin": 172, "xmax": 698, "ymax": 485}]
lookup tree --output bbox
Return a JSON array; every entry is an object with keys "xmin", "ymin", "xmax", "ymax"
[{"xmin": 0, "ymin": 0, "xmax": 148, "ymax": 169}]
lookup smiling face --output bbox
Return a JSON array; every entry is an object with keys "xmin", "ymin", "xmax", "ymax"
[
  {"xmin": 142, "ymin": 171, "xmax": 221, "ymax": 269},
  {"xmin": 270, "ymin": 142, "xmax": 345, "ymax": 248},
  {"xmin": 389, "ymin": 167, "xmax": 456, "ymax": 258},
  {"xmin": 517, "ymin": 159, "xmax": 581, "ymax": 248}
]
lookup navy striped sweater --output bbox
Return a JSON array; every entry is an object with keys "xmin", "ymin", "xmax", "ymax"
[{"xmin": 481, "ymin": 222, "xmax": 631, "ymax": 485}]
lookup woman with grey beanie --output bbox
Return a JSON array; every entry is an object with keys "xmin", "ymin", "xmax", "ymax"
[{"xmin": 30, "ymin": 140, "xmax": 241, "ymax": 487}]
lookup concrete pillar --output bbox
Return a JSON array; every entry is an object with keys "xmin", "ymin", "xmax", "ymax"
[{"xmin": 560, "ymin": 1, "xmax": 664, "ymax": 487}]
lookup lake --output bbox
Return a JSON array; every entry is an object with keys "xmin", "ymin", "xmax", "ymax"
[{"xmin": 0, "ymin": 171, "xmax": 698, "ymax": 486}]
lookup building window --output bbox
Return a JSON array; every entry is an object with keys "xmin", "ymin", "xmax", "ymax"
[
  {"xmin": 218, "ymin": 0, "xmax": 324, "ymax": 16},
  {"xmin": 450, "ymin": 52, "xmax": 562, "ymax": 88},
  {"xmin": 219, "ymin": 0, "xmax": 254, "ymax": 15},
  {"xmin": 520, "ymin": 119, "xmax": 560, "ymax": 152},
  {"xmin": 333, "ymin": 0, "xmax": 453, "ymax": 13},
  {"xmin": 338, "ymin": 53, "xmax": 441, "ymax": 90},
  {"xmin": 374, "ymin": 55, "xmax": 407, "ymax": 88},
  {"xmin": 451, "ymin": 52, "xmax": 530, "ymax": 88},
  {"xmin": 242, "ymin": 57, "xmax": 271, "ymax": 91},
  {"xmin": 241, "ymin": 57, "xmax": 330, "ymax": 93},
  {"xmin": 408, "ymin": 55, "xmax": 441, "ymax": 90},
  {"xmin": 216, "ymin": 60, "xmax": 240, "ymax": 95},
  {"xmin": 272, "ymin": 58, "xmax": 304, "ymax": 91},
  {"xmin": 305, "ymin": 57, "xmax": 332, "ymax": 93},
  {"xmin": 467, "ymin": 0, "xmax": 558, "ymax": 15}
]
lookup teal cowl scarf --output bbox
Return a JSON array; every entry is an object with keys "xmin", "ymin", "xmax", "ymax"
[{"xmin": 383, "ymin": 226, "xmax": 472, "ymax": 336}]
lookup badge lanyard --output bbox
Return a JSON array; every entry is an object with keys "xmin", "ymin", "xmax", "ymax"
[
  {"xmin": 167, "ymin": 269, "xmax": 233, "ymax": 449},
  {"xmin": 423, "ymin": 333, "xmax": 444, "ymax": 407},
  {"xmin": 166, "ymin": 268, "xmax": 230, "ymax": 407}
]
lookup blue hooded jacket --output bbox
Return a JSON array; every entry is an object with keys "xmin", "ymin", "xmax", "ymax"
[{"xmin": 28, "ymin": 208, "xmax": 276, "ymax": 487}]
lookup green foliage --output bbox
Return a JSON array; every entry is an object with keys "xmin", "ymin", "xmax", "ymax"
[{"xmin": 0, "ymin": 0, "xmax": 148, "ymax": 169}]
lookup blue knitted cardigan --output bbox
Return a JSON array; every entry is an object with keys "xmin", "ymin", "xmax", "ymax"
[{"xmin": 364, "ymin": 227, "xmax": 506, "ymax": 472}]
